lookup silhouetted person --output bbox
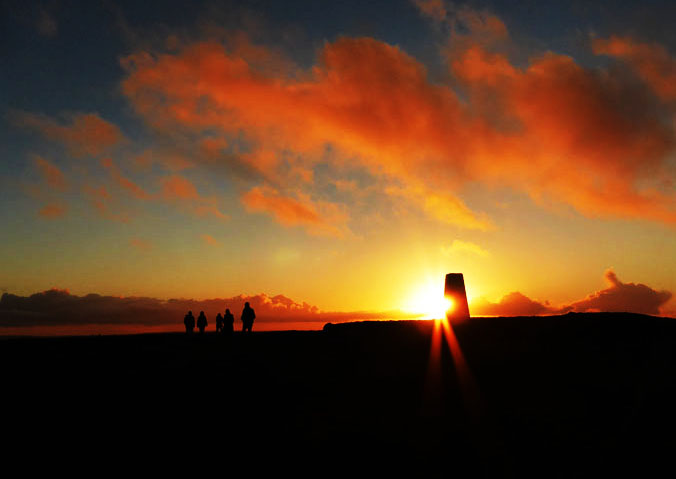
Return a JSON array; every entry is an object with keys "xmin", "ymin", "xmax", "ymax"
[
  {"xmin": 184, "ymin": 310, "xmax": 195, "ymax": 334},
  {"xmin": 197, "ymin": 311, "xmax": 208, "ymax": 334},
  {"xmin": 224, "ymin": 308, "xmax": 234, "ymax": 335},
  {"xmin": 241, "ymin": 302, "xmax": 255, "ymax": 333},
  {"xmin": 216, "ymin": 313, "xmax": 224, "ymax": 333}
]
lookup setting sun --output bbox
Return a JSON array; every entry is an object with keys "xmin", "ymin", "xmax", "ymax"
[{"xmin": 405, "ymin": 283, "xmax": 454, "ymax": 319}]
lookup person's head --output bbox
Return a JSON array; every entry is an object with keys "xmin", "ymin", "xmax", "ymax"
[
  {"xmin": 188, "ymin": 310, "xmax": 192, "ymax": 315},
  {"xmin": 245, "ymin": 302, "xmax": 250, "ymax": 308},
  {"xmin": 226, "ymin": 308, "xmax": 230, "ymax": 314},
  {"xmin": 200, "ymin": 310, "xmax": 204, "ymax": 315}
]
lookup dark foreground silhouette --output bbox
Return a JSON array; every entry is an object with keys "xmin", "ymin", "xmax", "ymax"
[
  {"xmin": 3, "ymin": 312, "xmax": 676, "ymax": 477},
  {"xmin": 241, "ymin": 302, "xmax": 255, "ymax": 332}
]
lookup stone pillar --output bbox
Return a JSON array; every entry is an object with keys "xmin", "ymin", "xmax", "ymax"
[{"xmin": 445, "ymin": 273, "xmax": 470, "ymax": 320}]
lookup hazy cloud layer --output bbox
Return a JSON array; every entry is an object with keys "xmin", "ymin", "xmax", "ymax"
[{"xmin": 441, "ymin": 239, "xmax": 490, "ymax": 257}]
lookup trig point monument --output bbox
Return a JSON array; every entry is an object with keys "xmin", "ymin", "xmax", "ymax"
[{"xmin": 445, "ymin": 273, "xmax": 470, "ymax": 320}]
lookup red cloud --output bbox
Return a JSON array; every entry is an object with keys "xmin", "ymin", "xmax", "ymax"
[
  {"xmin": 12, "ymin": 111, "xmax": 125, "ymax": 158},
  {"xmin": 120, "ymin": 21, "xmax": 676, "ymax": 228},
  {"xmin": 241, "ymin": 186, "xmax": 350, "ymax": 237}
]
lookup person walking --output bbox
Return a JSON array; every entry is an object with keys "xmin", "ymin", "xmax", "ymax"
[
  {"xmin": 241, "ymin": 302, "xmax": 256, "ymax": 333},
  {"xmin": 197, "ymin": 311, "xmax": 208, "ymax": 334},
  {"xmin": 224, "ymin": 308, "xmax": 235, "ymax": 336},
  {"xmin": 216, "ymin": 313, "xmax": 224, "ymax": 333},
  {"xmin": 184, "ymin": 310, "xmax": 195, "ymax": 334}
]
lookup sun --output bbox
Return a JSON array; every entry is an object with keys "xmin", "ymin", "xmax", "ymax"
[{"xmin": 405, "ymin": 283, "xmax": 454, "ymax": 319}]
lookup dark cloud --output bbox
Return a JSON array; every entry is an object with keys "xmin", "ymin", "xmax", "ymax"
[
  {"xmin": 568, "ymin": 269, "xmax": 672, "ymax": 316},
  {"xmin": 472, "ymin": 270, "xmax": 672, "ymax": 317},
  {"xmin": 1, "ymin": 271, "xmax": 671, "ymax": 331},
  {"xmin": 471, "ymin": 291, "xmax": 560, "ymax": 317},
  {"xmin": 0, "ymin": 289, "xmax": 418, "ymax": 329},
  {"xmin": 36, "ymin": 7, "xmax": 57, "ymax": 37}
]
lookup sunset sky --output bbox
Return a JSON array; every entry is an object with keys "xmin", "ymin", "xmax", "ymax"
[{"xmin": 1, "ymin": 0, "xmax": 675, "ymax": 330}]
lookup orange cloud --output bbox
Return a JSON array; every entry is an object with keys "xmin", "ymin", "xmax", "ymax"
[
  {"xmin": 200, "ymin": 234, "xmax": 220, "ymax": 246},
  {"xmin": 161, "ymin": 175, "xmax": 199, "ymax": 200},
  {"xmin": 12, "ymin": 111, "xmax": 125, "ymax": 158},
  {"xmin": 241, "ymin": 186, "xmax": 349, "ymax": 237},
  {"xmin": 129, "ymin": 238, "xmax": 152, "ymax": 252},
  {"xmin": 101, "ymin": 158, "xmax": 152, "ymax": 200},
  {"xmin": 594, "ymin": 36, "xmax": 676, "ymax": 101},
  {"xmin": 412, "ymin": 0, "xmax": 447, "ymax": 21},
  {"xmin": 84, "ymin": 185, "xmax": 129, "ymax": 223},
  {"xmin": 87, "ymin": 162, "xmax": 228, "ymax": 222},
  {"xmin": 133, "ymin": 149, "xmax": 194, "ymax": 172},
  {"xmin": 441, "ymin": 239, "xmax": 490, "ymax": 257},
  {"xmin": 34, "ymin": 156, "xmax": 67, "ymax": 191},
  {"xmin": 160, "ymin": 175, "xmax": 228, "ymax": 220},
  {"xmin": 38, "ymin": 203, "xmax": 67, "ymax": 219},
  {"xmin": 451, "ymin": 44, "xmax": 676, "ymax": 223},
  {"xmin": 120, "ymin": 22, "xmax": 676, "ymax": 229}
]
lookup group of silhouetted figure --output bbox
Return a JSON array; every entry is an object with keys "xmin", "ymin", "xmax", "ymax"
[{"xmin": 183, "ymin": 302, "xmax": 256, "ymax": 335}]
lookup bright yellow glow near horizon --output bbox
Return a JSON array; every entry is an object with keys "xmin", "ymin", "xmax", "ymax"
[{"xmin": 405, "ymin": 282, "xmax": 454, "ymax": 319}]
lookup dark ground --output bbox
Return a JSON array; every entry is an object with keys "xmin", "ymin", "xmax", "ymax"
[{"xmin": 3, "ymin": 312, "xmax": 676, "ymax": 477}]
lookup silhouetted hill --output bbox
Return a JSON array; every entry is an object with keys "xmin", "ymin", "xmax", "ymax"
[{"xmin": 3, "ymin": 312, "xmax": 675, "ymax": 477}]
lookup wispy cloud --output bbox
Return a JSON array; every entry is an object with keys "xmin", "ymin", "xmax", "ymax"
[
  {"xmin": 441, "ymin": 239, "xmax": 490, "ymax": 257},
  {"xmin": 129, "ymin": 238, "xmax": 153, "ymax": 252},
  {"xmin": 11, "ymin": 111, "xmax": 125, "ymax": 158},
  {"xmin": 241, "ymin": 186, "xmax": 350, "ymax": 237},
  {"xmin": 38, "ymin": 203, "xmax": 66, "ymax": 219},
  {"xmin": 200, "ymin": 234, "xmax": 220, "ymax": 246}
]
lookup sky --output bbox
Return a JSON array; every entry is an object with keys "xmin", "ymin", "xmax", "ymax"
[{"xmin": 1, "ymin": 0, "xmax": 675, "ymax": 331}]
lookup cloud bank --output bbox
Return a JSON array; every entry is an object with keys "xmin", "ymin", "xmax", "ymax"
[
  {"xmin": 0, "ymin": 289, "xmax": 417, "ymax": 329},
  {"xmin": 1, "ymin": 271, "xmax": 672, "ymax": 332},
  {"xmin": 471, "ymin": 270, "xmax": 673, "ymax": 317}
]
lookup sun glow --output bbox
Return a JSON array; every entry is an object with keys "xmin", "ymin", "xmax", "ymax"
[{"xmin": 405, "ymin": 283, "xmax": 454, "ymax": 319}]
